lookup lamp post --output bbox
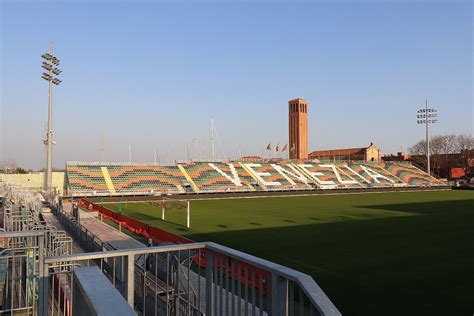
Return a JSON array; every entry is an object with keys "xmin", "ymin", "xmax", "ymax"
[
  {"xmin": 41, "ymin": 42, "xmax": 62, "ymax": 194},
  {"xmin": 416, "ymin": 100, "xmax": 437, "ymax": 174}
]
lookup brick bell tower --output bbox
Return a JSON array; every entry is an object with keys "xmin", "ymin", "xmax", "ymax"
[{"xmin": 288, "ymin": 98, "xmax": 308, "ymax": 159}]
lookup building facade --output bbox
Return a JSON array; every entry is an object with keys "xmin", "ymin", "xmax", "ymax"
[
  {"xmin": 288, "ymin": 98, "xmax": 308, "ymax": 159},
  {"xmin": 309, "ymin": 143, "xmax": 382, "ymax": 162}
]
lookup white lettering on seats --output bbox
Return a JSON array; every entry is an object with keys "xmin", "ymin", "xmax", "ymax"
[
  {"xmin": 208, "ymin": 163, "xmax": 242, "ymax": 186},
  {"xmin": 319, "ymin": 164, "xmax": 358, "ymax": 185},
  {"xmin": 339, "ymin": 165, "xmax": 370, "ymax": 183},
  {"xmin": 243, "ymin": 163, "xmax": 281, "ymax": 186},
  {"xmin": 360, "ymin": 165, "xmax": 395, "ymax": 183},
  {"xmin": 271, "ymin": 164, "xmax": 308, "ymax": 185},
  {"xmin": 297, "ymin": 164, "xmax": 335, "ymax": 185}
]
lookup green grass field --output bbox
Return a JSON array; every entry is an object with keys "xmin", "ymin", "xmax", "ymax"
[{"xmin": 107, "ymin": 190, "xmax": 473, "ymax": 316}]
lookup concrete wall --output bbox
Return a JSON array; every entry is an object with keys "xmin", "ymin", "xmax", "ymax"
[{"xmin": 0, "ymin": 172, "xmax": 64, "ymax": 194}]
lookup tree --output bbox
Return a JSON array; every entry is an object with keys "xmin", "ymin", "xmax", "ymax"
[
  {"xmin": 428, "ymin": 135, "xmax": 445, "ymax": 174},
  {"xmin": 409, "ymin": 133, "xmax": 473, "ymax": 177},
  {"xmin": 455, "ymin": 134, "xmax": 474, "ymax": 152},
  {"xmin": 441, "ymin": 134, "xmax": 457, "ymax": 154},
  {"xmin": 15, "ymin": 167, "xmax": 29, "ymax": 174},
  {"xmin": 429, "ymin": 135, "xmax": 444, "ymax": 156},
  {"xmin": 409, "ymin": 136, "xmax": 444, "ymax": 172},
  {"xmin": 0, "ymin": 159, "xmax": 18, "ymax": 173},
  {"xmin": 409, "ymin": 139, "xmax": 427, "ymax": 156},
  {"xmin": 456, "ymin": 134, "xmax": 474, "ymax": 170},
  {"xmin": 439, "ymin": 134, "xmax": 457, "ymax": 172}
]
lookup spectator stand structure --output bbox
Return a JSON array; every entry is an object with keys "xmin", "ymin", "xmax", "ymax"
[{"xmin": 65, "ymin": 160, "xmax": 446, "ymax": 197}]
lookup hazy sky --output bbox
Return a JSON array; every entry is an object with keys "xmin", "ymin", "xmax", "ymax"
[{"xmin": 1, "ymin": 0, "xmax": 472, "ymax": 170}]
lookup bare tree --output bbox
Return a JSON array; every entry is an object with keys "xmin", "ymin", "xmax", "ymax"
[
  {"xmin": 456, "ymin": 134, "xmax": 474, "ymax": 170},
  {"xmin": 455, "ymin": 134, "xmax": 474, "ymax": 152},
  {"xmin": 429, "ymin": 135, "xmax": 444, "ymax": 155},
  {"xmin": 409, "ymin": 133, "xmax": 473, "ymax": 177},
  {"xmin": 441, "ymin": 134, "xmax": 457, "ymax": 155},
  {"xmin": 409, "ymin": 139, "xmax": 427, "ymax": 155},
  {"xmin": 440, "ymin": 134, "xmax": 457, "ymax": 171}
]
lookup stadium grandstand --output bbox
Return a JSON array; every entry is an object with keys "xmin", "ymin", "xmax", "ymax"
[{"xmin": 64, "ymin": 160, "xmax": 445, "ymax": 197}]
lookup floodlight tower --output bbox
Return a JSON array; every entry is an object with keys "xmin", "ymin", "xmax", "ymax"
[
  {"xmin": 416, "ymin": 100, "xmax": 437, "ymax": 174},
  {"xmin": 41, "ymin": 42, "xmax": 62, "ymax": 194}
]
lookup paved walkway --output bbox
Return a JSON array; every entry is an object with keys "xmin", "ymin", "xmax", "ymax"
[
  {"xmin": 62, "ymin": 200, "xmax": 145, "ymax": 251},
  {"xmin": 41, "ymin": 211, "xmax": 84, "ymax": 254}
]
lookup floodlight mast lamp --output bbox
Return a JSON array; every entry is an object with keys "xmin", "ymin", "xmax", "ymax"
[
  {"xmin": 416, "ymin": 100, "xmax": 437, "ymax": 174},
  {"xmin": 41, "ymin": 42, "xmax": 62, "ymax": 194}
]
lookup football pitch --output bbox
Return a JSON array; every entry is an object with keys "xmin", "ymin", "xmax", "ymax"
[{"xmin": 106, "ymin": 190, "xmax": 473, "ymax": 315}]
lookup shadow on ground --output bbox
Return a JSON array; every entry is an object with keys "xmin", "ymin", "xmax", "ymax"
[{"xmin": 186, "ymin": 199, "xmax": 474, "ymax": 316}]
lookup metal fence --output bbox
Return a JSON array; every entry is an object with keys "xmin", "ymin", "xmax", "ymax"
[{"xmin": 51, "ymin": 204, "xmax": 105, "ymax": 254}]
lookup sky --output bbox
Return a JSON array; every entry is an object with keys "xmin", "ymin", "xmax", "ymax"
[{"xmin": 1, "ymin": 0, "xmax": 472, "ymax": 170}]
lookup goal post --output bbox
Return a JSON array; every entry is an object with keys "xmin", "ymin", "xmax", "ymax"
[
  {"xmin": 154, "ymin": 198, "xmax": 191, "ymax": 228},
  {"xmin": 186, "ymin": 200, "xmax": 190, "ymax": 228}
]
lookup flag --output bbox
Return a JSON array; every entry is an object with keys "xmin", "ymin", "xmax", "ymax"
[
  {"xmin": 282, "ymin": 144, "xmax": 288, "ymax": 152},
  {"xmin": 275, "ymin": 144, "xmax": 280, "ymax": 152},
  {"xmin": 266, "ymin": 143, "xmax": 272, "ymax": 150}
]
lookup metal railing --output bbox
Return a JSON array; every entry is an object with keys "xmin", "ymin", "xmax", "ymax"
[
  {"xmin": 0, "ymin": 231, "xmax": 340, "ymax": 316},
  {"xmin": 51, "ymin": 204, "xmax": 105, "ymax": 253},
  {"xmin": 39, "ymin": 242, "xmax": 340, "ymax": 315},
  {"xmin": 0, "ymin": 183, "xmax": 340, "ymax": 315},
  {"xmin": 0, "ymin": 230, "xmax": 45, "ymax": 315}
]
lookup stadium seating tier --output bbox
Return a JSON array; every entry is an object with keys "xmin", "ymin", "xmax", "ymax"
[{"xmin": 65, "ymin": 161, "xmax": 445, "ymax": 196}]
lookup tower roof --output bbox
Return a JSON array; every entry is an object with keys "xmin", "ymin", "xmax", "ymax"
[{"xmin": 288, "ymin": 98, "xmax": 307, "ymax": 103}]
